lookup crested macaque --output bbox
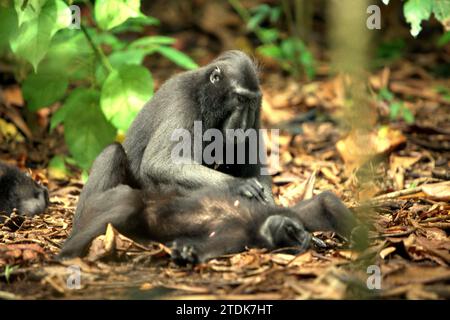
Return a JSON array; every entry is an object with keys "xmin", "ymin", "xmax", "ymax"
[
  {"xmin": 63, "ymin": 50, "xmax": 359, "ymax": 264},
  {"xmin": 0, "ymin": 161, "xmax": 49, "ymax": 222},
  {"xmin": 59, "ymin": 144, "xmax": 357, "ymax": 264},
  {"xmin": 71, "ymin": 50, "xmax": 272, "ymax": 232},
  {"xmin": 122, "ymin": 50, "xmax": 272, "ymax": 203},
  {"xmin": 72, "ymin": 50, "xmax": 273, "ymax": 231}
]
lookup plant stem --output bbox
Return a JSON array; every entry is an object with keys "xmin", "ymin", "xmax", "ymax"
[
  {"xmin": 282, "ymin": 0, "xmax": 301, "ymax": 79},
  {"xmin": 294, "ymin": 0, "xmax": 312, "ymax": 43},
  {"xmin": 80, "ymin": 24, "xmax": 113, "ymax": 74},
  {"xmin": 228, "ymin": 0, "xmax": 251, "ymax": 22}
]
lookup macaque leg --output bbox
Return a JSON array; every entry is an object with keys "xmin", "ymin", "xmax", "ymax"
[
  {"xmin": 292, "ymin": 191, "xmax": 357, "ymax": 238},
  {"xmin": 58, "ymin": 185, "xmax": 145, "ymax": 259}
]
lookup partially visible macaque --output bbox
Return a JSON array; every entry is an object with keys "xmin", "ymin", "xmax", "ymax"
[{"xmin": 0, "ymin": 162, "xmax": 49, "ymax": 222}]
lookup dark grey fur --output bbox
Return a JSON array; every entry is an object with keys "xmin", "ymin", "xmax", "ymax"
[
  {"xmin": 0, "ymin": 162, "xmax": 48, "ymax": 222},
  {"xmin": 60, "ymin": 144, "xmax": 356, "ymax": 264}
]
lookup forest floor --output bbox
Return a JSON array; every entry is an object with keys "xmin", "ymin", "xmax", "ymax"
[{"xmin": 0, "ymin": 56, "xmax": 449, "ymax": 300}]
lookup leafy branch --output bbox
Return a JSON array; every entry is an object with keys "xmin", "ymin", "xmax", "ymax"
[{"xmin": 0, "ymin": 0, "xmax": 198, "ymax": 171}]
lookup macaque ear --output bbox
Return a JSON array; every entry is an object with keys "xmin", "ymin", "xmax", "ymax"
[{"xmin": 209, "ymin": 67, "xmax": 221, "ymax": 84}]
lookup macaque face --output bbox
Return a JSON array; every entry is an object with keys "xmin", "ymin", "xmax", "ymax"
[{"xmin": 198, "ymin": 50, "xmax": 262, "ymax": 132}]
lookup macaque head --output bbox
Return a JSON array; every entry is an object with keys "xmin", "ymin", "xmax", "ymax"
[
  {"xmin": 197, "ymin": 50, "xmax": 262, "ymax": 131},
  {"xmin": 14, "ymin": 174, "xmax": 49, "ymax": 217},
  {"xmin": 260, "ymin": 215, "xmax": 312, "ymax": 252},
  {"xmin": 0, "ymin": 165, "xmax": 49, "ymax": 219}
]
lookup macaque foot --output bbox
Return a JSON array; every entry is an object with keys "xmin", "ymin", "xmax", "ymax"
[{"xmin": 170, "ymin": 241, "xmax": 200, "ymax": 266}]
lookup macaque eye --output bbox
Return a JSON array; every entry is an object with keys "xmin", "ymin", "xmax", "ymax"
[{"xmin": 210, "ymin": 67, "xmax": 221, "ymax": 84}]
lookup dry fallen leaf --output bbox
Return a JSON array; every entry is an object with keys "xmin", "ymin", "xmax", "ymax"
[
  {"xmin": 337, "ymin": 250, "xmax": 359, "ymax": 261},
  {"xmin": 271, "ymin": 251, "xmax": 313, "ymax": 266},
  {"xmin": 403, "ymin": 234, "xmax": 450, "ymax": 266},
  {"xmin": 86, "ymin": 224, "xmax": 167, "ymax": 261},
  {"xmin": 336, "ymin": 127, "xmax": 406, "ymax": 174},
  {"xmin": 2, "ymin": 85, "xmax": 24, "ymax": 106},
  {"xmin": 0, "ymin": 243, "xmax": 46, "ymax": 266},
  {"xmin": 422, "ymin": 182, "xmax": 450, "ymax": 201},
  {"xmin": 0, "ymin": 118, "xmax": 25, "ymax": 142},
  {"xmin": 380, "ymin": 246, "xmax": 396, "ymax": 259},
  {"xmin": 383, "ymin": 263, "xmax": 450, "ymax": 289}
]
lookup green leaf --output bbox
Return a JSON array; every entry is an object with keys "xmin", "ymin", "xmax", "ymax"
[
  {"xmin": 280, "ymin": 38, "xmax": 299, "ymax": 60},
  {"xmin": 257, "ymin": 44, "xmax": 283, "ymax": 60},
  {"xmin": 248, "ymin": 4, "xmax": 271, "ymax": 31},
  {"xmin": 109, "ymin": 49, "xmax": 148, "ymax": 68},
  {"xmin": 0, "ymin": 5, "xmax": 18, "ymax": 51},
  {"xmin": 22, "ymin": 72, "xmax": 68, "ymax": 111},
  {"xmin": 377, "ymin": 39, "xmax": 406, "ymax": 61},
  {"xmin": 281, "ymin": 38, "xmax": 307, "ymax": 61},
  {"xmin": 129, "ymin": 36, "xmax": 176, "ymax": 49},
  {"xmin": 154, "ymin": 46, "xmax": 198, "ymax": 70},
  {"xmin": 50, "ymin": 105, "xmax": 66, "ymax": 131},
  {"xmin": 95, "ymin": 0, "xmax": 141, "ymax": 30},
  {"xmin": 48, "ymin": 155, "xmax": 69, "ymax": 180},
  {"xmin": 403, "ymin": 0, "xmax": 432, "ymax": 37},
  {"xmin": 247, "ymin": 10, "xmax": 268, "ymax": 31},
  {"xmin": 95, "ymin": 48, "xmax": 149, "ymax": 84},
  {"xmin": 408, "ymin": 182, "xmax": 418, "ymax": 188},
  {"xmin": 258, "ymin": 28, "xmax": 279, "ymax": 43},
  {"xmin": 3, "ymin": 265, "xmax": 18, "ymax": 284},
  {"xmin": 437, "ymin": 31, "xmax": 450, "ymax": 46},
  {"xmin": 390, "ymin": 102, "xmax": 402, "ymax": 119},
  {"xmin": 81, "ymin": 170, "xmax": 89, "ymax": 183},
  {"xmin": 10, "ymin": 0, "xmax": 72, "ymax": 70},
  {"xmin": 402, "ymin": 107, "xmax": 415, "ymax": 124},
  {"xmin": 101, "ymin": 65, "xmax": 153, "ymax": 132},
  {"xmin": 269, "ymin": 6, "xmax": 281, "ymax": 23},
  {"xmin": 435, "ymin": 85, "xmax": 450, "ymax": 102},
  {"xmin": 39, "ymin": 29, "xmax": 96, "ymax": 81},
  {"xmin": 64, "ymin": 157, "xmax": 78, "ymax": 166},
  {"xmin": 14, "ymin": 0, "xmax": 47, "ymax": 27},
  {"xmin": 379, "ymin": 87, "xmax": 394, "ymax": 101},
  {"xmin": 87, "ymin": 28, "xmax": 127, "ymax": 51},
  {"xmin": 50, "ymin": 87, "xmax": 84, "ymax": 131},
  {"xmin": 111, "ymin": 15, "xmax": 159, "ymax": 33},
  {"xmin": 250, "ymin": 4, "xmax": 271, "ymax": 14},
  {"xmin": 299, "ymin": 50, "xmax": 316, "ymax": 79},
  {"xmin": 433, "ymin": 0, "xmax": 450, "ymax": 28},
  {"xmin": 63, "ymin": 89, "xmax": 116, "ymax": 170}
]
